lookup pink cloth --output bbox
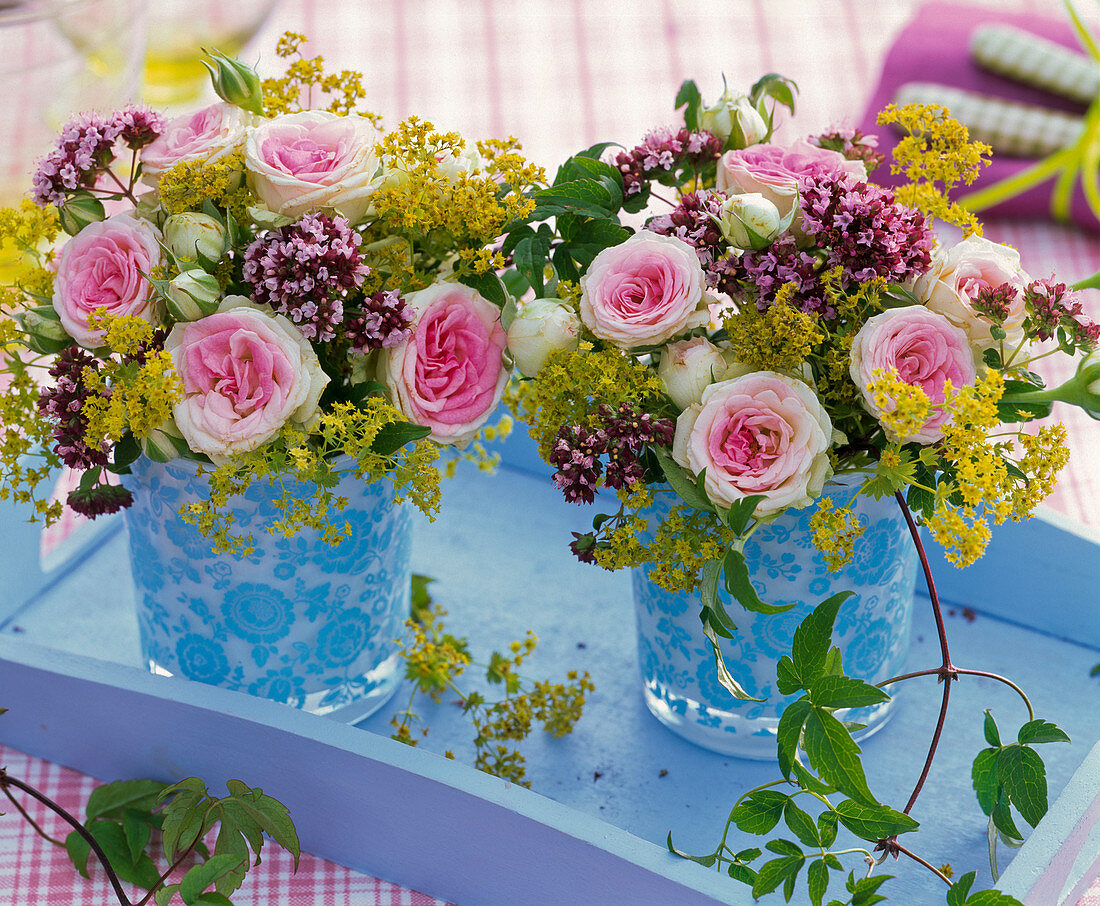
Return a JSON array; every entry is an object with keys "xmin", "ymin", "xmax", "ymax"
[
  {"xmin": 857, "ymin": 2, "xmax": 1100, "ymax": 231},
  {"xmin": 0, "ymin": 744, "xmax": 449, "ymax": 905}
]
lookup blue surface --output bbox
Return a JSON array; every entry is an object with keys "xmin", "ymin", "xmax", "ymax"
[{"xmin": 1, "ymin": 459, "xmax": 1099, "ymax": 904}]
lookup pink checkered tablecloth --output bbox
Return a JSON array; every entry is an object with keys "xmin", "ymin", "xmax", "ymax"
[{"xmin": 5, "ymin": 0, "xmax": 1100, "ymax": 903}]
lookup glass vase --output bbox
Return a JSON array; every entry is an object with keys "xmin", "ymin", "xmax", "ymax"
[
  {"xmin": 121, "ymin": 457, "xmax": 411, "ymax": 722},
  {"xmin": 632, "ymin": 481, "xmax": 918, "ymax": 758}
]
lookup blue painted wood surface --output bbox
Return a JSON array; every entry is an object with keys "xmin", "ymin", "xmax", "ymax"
[{"xmin": 0, "ymin": 456, "xmax": 1098, "ymax": 904}]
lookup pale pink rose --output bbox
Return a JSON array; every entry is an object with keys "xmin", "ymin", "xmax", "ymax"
[
  {"xmin": 672, "ymin": 372, "xmax": 833, "ymax": 516},
  {"xmin": 245, "ymin": 111, "xmax": 382, "ymax": 223},
  {"xmin": 849, "ymin": 305, "xmax": 978, "ymax": 444},
  {"xmin": 382, "ymin": 283, "xmax": 508, "ymax": 445},
  {"xmin": 166, "ymin": 297, "xmax": 329, "ymax": 459},
  {"xmin": 716, "ymin": 139, "xmax": 867, "ymax": 222},
  {"xmin": 913, "ymin": 234, "xmax": 1030, "ymax": 350},
  {"xmin": 52, "ymin": 213, "xmax": 163, "ymax": 347},
  {"xmin": 140, "ymin": 103, "xmax": 249, "ymax": 184},
  {"xmin": 580, "ymin": 231, "xmax": 708, "ymax": 349}
]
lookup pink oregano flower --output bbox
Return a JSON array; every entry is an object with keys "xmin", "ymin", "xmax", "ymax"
[{"xmin": 382, "ymin": 283, "xmax": 508, "ymax": 446}]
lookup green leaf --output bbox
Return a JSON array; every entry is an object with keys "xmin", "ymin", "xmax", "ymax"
[
  {"xmin": 784, "ymin": 800, "xmax": 820, "ymax": 847},
  {"xmin": 500, "ymin": 294, "xmax": 518, "ymax": 332},
  {"xmin": 817, "ymin": 810, "xmax": 839, "ymax": 847},
  {"xmin": 792, "ymin": 592, "xmax": 854, "ymax": 688},
  {"xmin": 752, "ymin": 856, "xmax": 803, "ymax": 899},
  {"xmin": 654, "ymin": 447, "xmax": 712, "ymax": 511},
  {"xmin": 513, "ymin": 234, "xmax": 551, "ymax": 297},
  {"xmin": 776, "ymin": 655, "xmax": 803, "ymax": 695},
  {"xmin": 112, "ymin": 432, "xmax": 141, "ymax": 470},
  {"xmin": 155, "ymin": 884, "xmax": 181, "ymax": 906},
  {"xmin": 701, "ymin": 621, "xmax": 763, "ymax": 701},
  {"xmin": 193, "ymin": 894, "xmax": 236, "ymax": 906},
  {"xmin": 372, "ymin": 421, "xmax": 432, "ymax": 456},
  {"xmin": 723, "ymin": 548, "xmax": 796, "ymax": 615},
  {"xmin": 807, "ymin": 858, "xmax": 829, "ymax": 906},
  {"xmin": 803, "ymin": 707, "xmax": 877, "ymax": 806},
  {"xmin": 160, "ymin": 787, "xmax": 209, "ymax": 863},
  {"xmin": 947, "ymin": 870, "xmax": 977, "ymax": 906},
  {"xmin": 962, "ymin": 891, "xmax": 1027, "ymax": 905},
  {"xmin": 410, "ymin": 574, "xmax": 435, "ymax": 623},
  {"xmin": 699, "ymin": 559, "xmax": 722, "ymax": 613},
  {"xmin": 732, "ymin": 790, "xmax": 789, "ymax": 835},
  {"xmin": 792, "ymin": 755, "xmax": 836, "ymax": 797},
  {"xmin": 224, "ymin": 781, "xmax": 300, "ymax": 868},
  {"xmin": 990, "ymin": 793, "xmax": 1023, "ymax": 841},
  {"xmin": 972, "ymin": 747, "xmax": 1000, "ymax": 815},
  {"xmin": 1018, "ymin": 719, "xmax": 1071, "ymax": 746},
  {"xmin": 728, "ymin": 862, "xmax": 756, "ymax": 885},
  {"xmin": 65, "ymin": 830, "xmax": 91, "ymax": 879},
  {"xmin": 983, "ymin": 710, "xmax": 1002, "ymax": 748},
  {"xmin": 776, "ymin": 697, "xmax": 811, "ymax": 779},
  {"xmin": 726, "ymin": 495, "xmax": 765, "ymax": 535},
  {"xmin": 810, "ymin": 675, "xmax": 890, "ymax": 709},
  {"xmin": 180, "ymin": 854, "xmax": 247, "ymax": 904},
  {"xmin": 551, "ymin": 245, "xmax": 580, "ymax": 283},
  {"xmin": 999, "ymin": 745, "xmax": 1048, "ymax": 827},
  {"xmin": 833, "ymin": 800, "xmax": 919, "ymax": 840},
  {"xmin": 674, "ymin": 79, "xmax": 703, "ymax": 131},
  {"xmin": 749, "ymin": 73, "xmax": 798, "ymax": 113},
  {"xmin": 566, "ymin": 218, "xmax": 631, "ymax": 268},
  {"xmin": 88, "ymin": 820, "xmax": 161, "ymax": 888},
  {"xmin": 533, "ymin": 179, "xmax": 615, "ymax": 218},
  {"xmin": 665, "ymin": 831, "xmax": 717, "ymax": 868},
  {"xmin": 123, "ymin": 809, "xmax": 152, "ymax": 863},
  {"xmin": 458, "ymin": 270, "xmax": 507, "ymax": 308}
]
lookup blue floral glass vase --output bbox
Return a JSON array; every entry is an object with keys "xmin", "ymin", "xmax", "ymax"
[
  {"xmin": 121, "ymin": 457, "xmax": 412, "ymax": 722},
  {"xmin": 632, "ymin": 480, "xmax": 918, "ymax": 758}
]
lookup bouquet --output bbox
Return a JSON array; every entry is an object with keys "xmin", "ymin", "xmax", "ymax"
[
  {"xmin": 501, "ymin": 75, "xmax": 1100, "ymax": 900},
  {"xmin": 0, "ymin": 35, "xmax": 542, "ymax": 554},
  {"xmin": 508, "ymin": 75, "xmax": 1098, "ymax": 668}
]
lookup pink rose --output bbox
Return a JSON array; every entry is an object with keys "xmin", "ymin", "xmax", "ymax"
[
  {"xmin": 672, "ymin": 372, "xmax": 833, "ymax": 516},
  {"xmin": 382, "ymin": 283, "xmax": 508, "ymax": 446},
  {"xmin": 166, "ymin": 297, "xmax": 329, "ymax": 459},
  {"xmin": 716, "ymin": 139, "xmax": 867, "ymax": 222},
  {"xmin": 52, "ymin": 213, "xmax": 163, "ymax": 347},
  {"xmin": 245, "ymin": 111, "xmax": 382, "ymax": 223},
  {"xmin": 580, "ymin": 231, "xmax": 708, "ymax": 349},
  {"xmin": 140, "ymin": 103, "xmax": 249, "ymax": 184},
  {"xmin": 913, "ymin": 234, "xmax": 1031, "ymax": 350},
  {"xmin": 849, "ymin": 305, "xmax": 978, "ymax": 444}
]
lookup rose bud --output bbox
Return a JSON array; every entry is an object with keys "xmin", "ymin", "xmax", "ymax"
[
  {"xmin": 715, "ymin": 192, "xmax": 787, "ymax": 249},
  {"xmin": 17, "ymin": 305, "xmax": 71, "ymax": 354},
  {"xmin": 700, "ymin": 90, "xmax": 768, "ymax": 149},
  {"xmin": 166, "ymin": 269, "xmax": 222, "ymax": 321},
  {"xmin": 506, "ymin": 298, "xmax": 582, "ymax": 376},
  {"xmin": 202, "ymin": 49, "xmax": 265, "ymax": 115},
  {"xmin": 163, "ymin": 212, "xmax": 227, "ymax": 265},
  {"xmin": 140, "ymin": 419, "xmax": 190, "ymax": 463},
  {"xmin": 657, "ymin": 336, "xmax": 733, "ymax": 410}
]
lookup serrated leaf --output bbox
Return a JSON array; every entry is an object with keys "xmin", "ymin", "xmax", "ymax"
[
  {"xmin": 972, "ymin": 747, "xmax": 1000, "ymax": 815},
  {"xmin": 818, "ymin": 810, "xmax": 839, "ymax": 847},
  {"xmin": 155, "ymin": 884, "xmax": 182, "ymax": 906},
  {"xmin": 833, "ymin": 800, "xmax": 919, "ymax": 840},
  {"xmin": 810, "ymin": 675, "xmax": 890, "ymax": 709},
  {"xmin": 777, "ymin": 697, "xmax": 812, "ymax": 779},
  {"xmin": 752, "ymin": 856, "xmax": 803, "ymax": 900},
  {"xmin": 808, "ymin": 858, "xmax": 829, "ymax": 906},
  {"xmin": 180, "ymin": 854, "xmax": 246, "ymax": 904},
  {"xmin": 123, "ymin": 809, "xmax": 152, "ymax": 863},
  {"xmin": 674, "ymin": 79, "xmax": 703, "ymax": 131},
  {"xmin": 654, "ymin": 447, "xmax": 712, "ymax": 511},
  {"xmin": 983, "ymin": 711, "xmax": 1002, "ymax": 748},
  {"xmin": 784, "ymin": 800, "xmax": 820, "ymax": 847},
  {"xmin": 964, "ymin": 891, "xmax": 1027, "ymax": 905},
  {"xmin": 803, "ymin": 707, "xmax": 877, "ymax": 806},
  {"xmin": 947, "ymin": 870, "xmax": 977, "ymax": 906},
  {"xmin": 566, "ymin": 218, "xmax": 631, "ymax": 268},
  {"xmin": 193, "ymin": 894, "xmax": 236, "ymax": 906},
  {"xmin": 86, "ymin": 779, "xmax": 170, "ymax": 821},
  {"xmin": 702, "ymin": 621, "xmax": 762, "ymax": 701},
  {"xmin": 533, "ymin": 179, "xmax": 615, "ymax": 218},
  {"xmin": 513, "ymin": 234, "xmax": 550, "ymax": 297},
  {"xmin": 211, "ymin": 815, "xmax": 251, "ymax": 896},
  {"xmin": 999, "ymin": 745, "xmax": 1048, "ymax": 828},
  {"xmin": 65, "ymin": 830, "xmax": 91, "ymax": 879},
  {"xmin": 1018, "ymin": 719, "xmax": 1070, "ymax": 746},
  {"xmin": 161, "ymin": 798, "xmax": 208, "ymax": 863},
  {"xmin": 776, "ymin": 655, "xmax": 803, "ymax": 695},
  {"xmin": 732, "ymin": 790, "xmax": 789, "ymax": 835},
  {"xmin": 793, "ymin": 593, "xmax": 854, "ymax": 691},
  {"xmin": 737, "ymin": 847, "xmax": 763, "ymax": 861},
  {"xmin": 458, "ymin": 270, "xmax": 506, "ymax": 308},
  {"xmin": 88, "ymin": 820, "xmax": 161, "ymax": 888},
  {"xmin": 223, "ymin": 784, "xmax": 300, "ymax": 868}
]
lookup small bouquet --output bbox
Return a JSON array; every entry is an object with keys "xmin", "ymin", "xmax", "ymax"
[
  {"xmin": 0, "ymin": 35, "xmax": 542, "ymax": 552},
  {"xmin": 508, "ymin": 75, "xmax": 1099, "ymax": 648}
]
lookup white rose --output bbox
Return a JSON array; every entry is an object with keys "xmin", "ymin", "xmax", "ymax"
[
  {"xmin": 245, "ymin": 111, "xmax": 383, "ymax": 223},
  {"xmin": 913, "ymin": 234, "xmax": 1031, "ymax": 351},
  {"xmin": 657, "ymin": 336, "xmax": 734, "ymax": 410},
  {"xmin": 166, "ymin": 270, "xmax": 222, "ymax": 321},
  {"xmin": 506, "ymin": 299, "xmax": 582, "ymax": 376}
]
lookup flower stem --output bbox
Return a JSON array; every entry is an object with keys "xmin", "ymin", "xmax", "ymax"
[{"xmin": 891, "ymin": 839, "xmax": 954, "ymax": 886}]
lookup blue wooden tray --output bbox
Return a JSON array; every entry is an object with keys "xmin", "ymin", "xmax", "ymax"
[{"xmin": 1, "ymin": 433, "xmax": 1098, "ymax": 905}]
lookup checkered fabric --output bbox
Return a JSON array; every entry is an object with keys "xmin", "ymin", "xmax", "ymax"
[
  {"xmin": 6, "ymin": 0, "xmax": 1100, "ymax": 902},
  {"xmin": 0, "ymin": 744, "xmax": 448, "ymax": 905}
]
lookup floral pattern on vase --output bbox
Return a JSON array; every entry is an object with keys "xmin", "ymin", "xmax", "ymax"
[
  {"xmin": 632, "ymin": 479, "xmax": 917, "ymax": 758},
  {"xmin": 122, "ymin": 457, "xmax": 412, "ymax": 721}
]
